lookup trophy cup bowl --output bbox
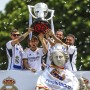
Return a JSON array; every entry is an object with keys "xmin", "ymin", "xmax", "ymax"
[{"xmin": 28, "ymin": 3, "xmax": 52, "ymax": 35}]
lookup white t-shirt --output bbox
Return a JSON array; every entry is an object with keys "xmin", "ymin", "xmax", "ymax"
[
  {"xmin": 22, "ymin": 48, "xmax": 44, "ymax": 72},
  {"xmin": 65, "ymin": 45, "xmax": 77, "ymax": 71},
  {"xmin": 6, "ymin": 40, "xmax": 23, "ymax": 70},
  {"xmin": 36, "ymin": 66, "xmax": 79, "ymax": 90}
]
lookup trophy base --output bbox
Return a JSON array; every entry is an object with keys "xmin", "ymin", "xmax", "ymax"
[{"xmin": 31, "ymin": 18, "xmax": 51, "ymax": 35}]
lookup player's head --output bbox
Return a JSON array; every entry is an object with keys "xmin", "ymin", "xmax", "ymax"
[
  {"xmin": 28, "ymin": 35, "xmax": 39, "ymax": 51},
  {"xmin": 55, "ymin": 29, "xmax": 64, "ymax": 40},
  {"xmin": 11, "ymin": 29, "xmax": 20, "ymax": 40},
  {"xmin": 65, "ymin": 34, "xmax": 75, "ymax": 45},
  {"xmin": 50, "ymin": 44, "xmax": 69, "ymax": 67}
]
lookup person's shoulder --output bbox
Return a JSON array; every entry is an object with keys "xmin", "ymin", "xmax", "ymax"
[
  {"xmin": 6, "ymin": 40, "xmax": 13, "ymax": 48},
  {"xmin": 68, "ymin": 45, "xmax": 77, "ymax": 50},
  {"xmin": 16, "ymin": 43, "xmax": 22, "ymax": 47},
  {"xmin": 37, "ymin": 47, "xmax": 43, "ymax": 50},
  {"xmin": 24, "ymin": 48, "xmax": 29, "ymax": 52},
  {"xmin": 6, "ymin": 40, "xmax": 12, "ymax": 44},
  {"xmin": 36, "ymin": 47, "xmax": 44, "ymax": 53}
]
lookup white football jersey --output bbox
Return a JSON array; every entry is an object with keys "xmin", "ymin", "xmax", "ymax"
[
  {"xmin": 65, "ymin": 45, "xmax": 77, "ymax": 71},
  {"xmin": 36, "ymin": 66, "xmax": 79, "ymax": 90},
  {"xmin": 6, "ymin": 40, "xmax": 23, "ymax": 70},
  {"xmin": 22, "ymin": 48, "xmax": 44, "ymax": 72}
]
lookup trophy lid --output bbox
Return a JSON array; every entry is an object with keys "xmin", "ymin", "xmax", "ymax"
[{"xmin": 34, "ymin": 3, "xmax": 48, "ymax": 18}]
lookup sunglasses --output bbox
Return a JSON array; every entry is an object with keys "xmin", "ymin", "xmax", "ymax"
[{"xmin": 12, "ymin": 34, "xmax": 20, "ymax": 37}]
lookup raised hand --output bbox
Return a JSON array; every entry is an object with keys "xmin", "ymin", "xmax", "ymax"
[
  {"xmin": 27, "ymin": 27, "xmax": 34, "ymax": 33},
  {"xmin": 38, "ymin": 33, "xmax": 44, "ymax": 41},
  {"xmin": 29, "ymin": 68, "xmax": 37, "ymax": 73},
  {"xmin": 46, "ymin": 29, "xmax": 54, "ymax": 37}
]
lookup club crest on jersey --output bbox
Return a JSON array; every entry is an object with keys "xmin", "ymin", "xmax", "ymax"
[
  {"xmin": 16, "ymin": 48, "xmax": 18, "ymax": 50},
  {"xmin": 15, "ymin": 56, "xmax": 19, "ymax": 64},
  {"xmin": 50, "ymin": 69, "xmax": 65, "ymax": 81}
]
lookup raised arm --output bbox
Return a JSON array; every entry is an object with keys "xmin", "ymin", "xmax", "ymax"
[
  {"xmin": 46, "ymin": 29, "xmax": 67, "ymax": 48},
  {"xmin": 45, "ymin": 32, "xmax": 55, "ymax": 47},
  {"xmin": 23, "ymin": 58, "xmax": 36, "ymax": 72},
  {"xmin": 38, "ymin": 33, "xmax": 48, "ymax": 54},
  {"xmin": 11, "ymin": 28, "xmax": 33, "ymax": 46}
]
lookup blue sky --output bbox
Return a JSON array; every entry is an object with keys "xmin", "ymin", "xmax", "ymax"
[{"xmin": 0, "ymin": 0, "xmax": 10, "ymax": 11}]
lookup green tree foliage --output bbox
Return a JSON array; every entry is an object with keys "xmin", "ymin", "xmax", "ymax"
[{"xmin": 0, "ymin": 0, "xmax": 90, "ymax": 70}]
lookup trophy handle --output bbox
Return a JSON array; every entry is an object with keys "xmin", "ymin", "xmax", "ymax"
[
  {"xmin": 28, "ymin": 5, "xmax": 54, "ymax": 20},
  {"xmin": 47, "ymin": 9, "xmax": 54, "ymax": 20},
  {"xmin": 28, "ymin": 5, "xmax": 37, "ymax": 19}
]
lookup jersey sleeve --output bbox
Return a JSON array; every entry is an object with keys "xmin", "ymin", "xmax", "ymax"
[{"xmin": 6, "ymin": 40, "xmax": 13, "ymax": 49}]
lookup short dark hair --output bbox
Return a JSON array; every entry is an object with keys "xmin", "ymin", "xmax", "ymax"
[
  {"xmin": 67, "ymin": 34, "xmax": 75, "ymax": 40},
  {"xmin": 10, "ymin": 29, "xmax": 19, "ymax": 34},
  {"xmin": 28, "ymin": 35, "xmax": 39, "ymax": 41},
  {"xmin": 56, "ymin": 29, "xmax": 64, "ymax": 34}
]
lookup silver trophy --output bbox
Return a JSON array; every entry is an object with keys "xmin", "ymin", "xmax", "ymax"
[{"xmin": 28, "ymin": 2, "xmax": 54, "ymax": 35}]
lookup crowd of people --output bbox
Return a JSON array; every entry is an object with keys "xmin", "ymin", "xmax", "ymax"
[
  {"xmin": 6, "ymin": 28, "xmax": 90, "ymax": 90},
  {"xmin": 6, "ymin": 28, "xmax": 77, "ymax": 72}
]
